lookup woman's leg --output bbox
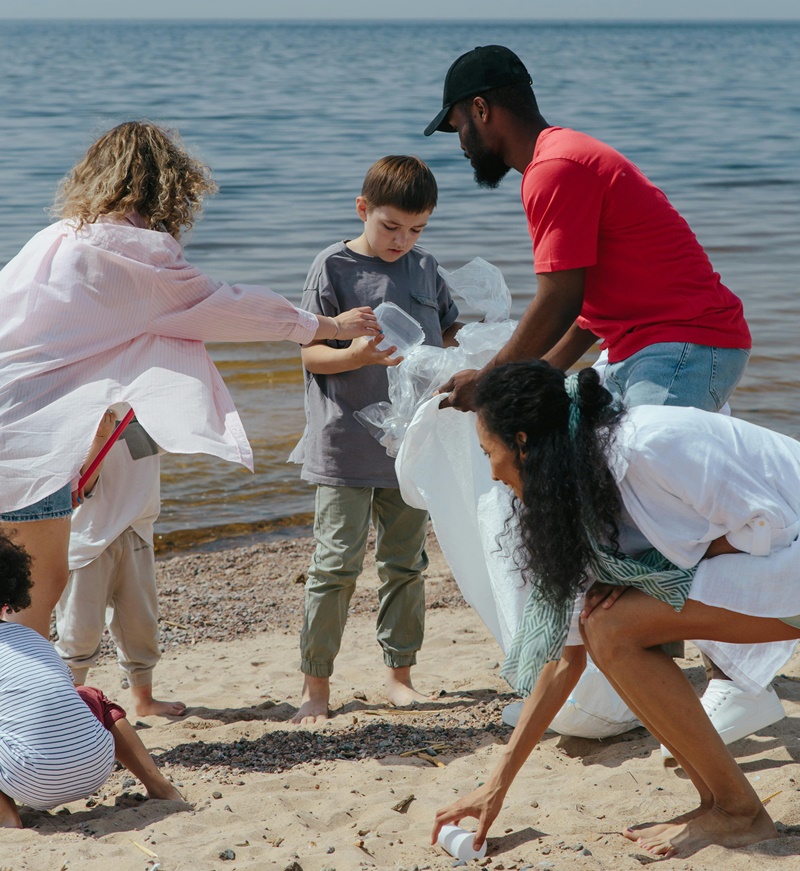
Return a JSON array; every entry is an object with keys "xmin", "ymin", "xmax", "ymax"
[
  {"xmin": 583, "ymin": 591, "xmax": 798, "ymax": 857},
  {"xmin": 0, "ymin": 517, "xmax": 71, "ymax": 638}
]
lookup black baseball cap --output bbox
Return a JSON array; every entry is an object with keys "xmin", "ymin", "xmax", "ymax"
[{"xmin": 424, "ymin": 45, "xmax": 532, "ymax": 136}]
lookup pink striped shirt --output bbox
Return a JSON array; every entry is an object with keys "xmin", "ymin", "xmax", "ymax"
[{"xmin": 0, "ymin": 214, "xmax": 318, "ymax": 513}]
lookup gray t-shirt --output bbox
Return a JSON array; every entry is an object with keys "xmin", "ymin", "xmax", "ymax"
[{"xmin": 299, "ymin": 241, "xmax": 459, "ymax": 488}]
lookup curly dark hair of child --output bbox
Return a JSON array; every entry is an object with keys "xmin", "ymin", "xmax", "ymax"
[
  {"xmin": 474, "ymin": 361, "xmax": 625, "ymax": 610},
  {"xmin": 0, "ymin": 532, "xmax": 33, "ymax": 613}
]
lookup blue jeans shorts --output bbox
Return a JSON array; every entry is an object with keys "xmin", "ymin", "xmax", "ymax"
[
  {"xmin": 0, "ymin": 483, "xmax": 73, "ymax": 522},
  {"xmin": 604, "ymin": 343, "xmax": 750, "ymax": 412}
]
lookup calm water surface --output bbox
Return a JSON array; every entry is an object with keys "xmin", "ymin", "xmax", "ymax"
[{"xmin": 1, "ymin": 20, "xmax": 798, "ymax": 546}]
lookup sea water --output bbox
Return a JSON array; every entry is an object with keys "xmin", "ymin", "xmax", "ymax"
[{"xmin": 1, "ymin": 19, "xmax": 798, "ymax": 547}]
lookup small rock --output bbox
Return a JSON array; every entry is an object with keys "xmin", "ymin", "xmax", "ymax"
[
  {"xmin": 283, "ymin": 861, "xmax": 303, "ymax": 870},
  {"xmin": 540, "ymin": 846, "xmax": 551, "ymax": 855},
  {"xmin": 326, "ymin": 845, "xmax": 335, "ymax": 853},
  {"xmin": 212, "ymin": 790, "xmax": 223, "ymax": 799},
  {"xmin": 219, "ymin": 848, "xmax": 236, "ymax": 860},
  {"xmin": 353, "ymin": 691, "xmax": 367, "ymax": 701},
  {"xmin": 122, "ymin": 777, "xmax": 136, "ymax": 789}
]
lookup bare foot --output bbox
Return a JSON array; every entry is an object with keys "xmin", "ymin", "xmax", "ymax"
[
  {"xmin": 290, "ymin": 675, "xmax": 330, "ymax": 725},
  {"xmin": 0, "ymin": 791, "xmax": 22, "ymax": 828},
  {"xmin": 637, "ymin": 805, "xmax": 777, "ymax": 857},
  {"xmin": 622, "ymin": 803, "xmax": 711, "ymax": 841},
  {"xmin": 135, "ymin": 698, "xmax": 187, "ymax": 718},
  {"xmin": 131, "ymin": 685, "xmax": 187, "ymax": 718},
  {"xmin": 385, "ymin": 666, "xmax": 434, "ymax": 707}
]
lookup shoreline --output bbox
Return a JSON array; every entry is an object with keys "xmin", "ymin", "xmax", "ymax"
[{"xmin": 153, "ymin": 514, "xmax": 314, "ymax": 558}]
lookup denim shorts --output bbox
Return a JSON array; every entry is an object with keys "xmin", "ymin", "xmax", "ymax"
[
  {"xmin": 604, "ymin": 343, "xmax": 750, "ymax": 412},
  {"xmin": 0, "ymin": 483, "xmax": 73, "ymax": 522}
]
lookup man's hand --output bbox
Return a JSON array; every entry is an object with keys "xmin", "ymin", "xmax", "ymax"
[
  {"xmin": 430, "ymin": 782, "xmax": 506, "ymax": 852},
  {"xmin": 437, "ymin": 368, "xmax": 481, "ymax": 411}
]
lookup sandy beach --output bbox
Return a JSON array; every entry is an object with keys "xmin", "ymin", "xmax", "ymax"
[{"xmin": 6, "ymin": 529, "xmax": 800, "ymax": 870}]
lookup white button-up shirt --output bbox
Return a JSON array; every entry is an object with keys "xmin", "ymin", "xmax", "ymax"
[{"xmin": 0, "ymin": 215, "xmax": 318, "ymax": 513}]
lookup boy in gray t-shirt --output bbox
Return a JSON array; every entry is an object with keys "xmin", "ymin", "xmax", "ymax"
[{"xmin": 291, "ymin": 156, "xmax": 461, "ymax": 724}]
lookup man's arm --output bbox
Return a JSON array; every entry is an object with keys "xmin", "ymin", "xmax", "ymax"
[
  {"xmin": 439, "ymin": 268, "xmax": 586, "ymax": 410},
  {"xmin": 542, "ymin": 321, "xmax": 599, "ymax": 372}
]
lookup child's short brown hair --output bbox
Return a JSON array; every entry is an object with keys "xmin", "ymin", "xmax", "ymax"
[{"xmin": 360, "ymin": 155, "xmax": 438, "ymax": 214}]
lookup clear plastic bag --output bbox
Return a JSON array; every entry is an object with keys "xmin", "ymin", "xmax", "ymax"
[
  {"xmin": 355, "ymin": 258, "xmax": 516, "ymax": 456},
  {"xmin": 353, "ymin": 401, "xmax": 409, "ymax": 458},
  {"xmin": 438, "ymin": 256, "xmax": 512, "ymax": 323}
]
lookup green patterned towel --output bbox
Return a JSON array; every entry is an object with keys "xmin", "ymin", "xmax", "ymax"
[{"xmin": 501, "ymin": 545, "xmax": 696, "ymax": 696}]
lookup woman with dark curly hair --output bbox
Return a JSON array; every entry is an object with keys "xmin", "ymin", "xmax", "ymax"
[
  {"xmin": 432, "ymin": 360, "xmax": 800, "ymax": 858},
  {"xmin": 0, "ymin": 121, "xmax": 379, "ymax": 637},
  {"xmin": 0, "ymin": 532, "xmax": 183, "ymax": 828}
]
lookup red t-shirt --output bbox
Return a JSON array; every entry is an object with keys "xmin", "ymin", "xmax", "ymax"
[{"xmin": 521, "ymin": 127, "xmax": 751, "ymax": 362}]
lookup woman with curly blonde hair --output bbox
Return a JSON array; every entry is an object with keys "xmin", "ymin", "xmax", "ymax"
[
  {"xmin": 54, "ymin": 121, "xmax": 217, "ymax": 240},
  {"xmin": 0, "ymin": 120, "xmax": 378, "ymax": 638}
]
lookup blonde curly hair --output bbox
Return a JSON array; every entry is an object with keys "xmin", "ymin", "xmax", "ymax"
[{"xmin": 53, "ymin": 121, "xmax": 218, "ymax": 239}]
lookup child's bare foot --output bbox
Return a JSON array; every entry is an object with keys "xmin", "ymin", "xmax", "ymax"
[
  {"xmin": 385, "ymin": 666, "xmax": 434, "ymax": 707},
  {"xmin": 131, "ymin": 684, "xmax": 186, "ymax": 718},
  {"xmin": 291, "ymin": 675, "xmax": 330, "ymax": 725},
  {"xmin": 0, "ymin": 791, "xmax": 22, "ymax": 828}
]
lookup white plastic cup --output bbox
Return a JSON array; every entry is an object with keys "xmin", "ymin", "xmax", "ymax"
[
  {"xmin": 436, "ymin": 824, "xmax": 487, "ymax": 860},
  {"xmin": 373, "ymin": 302, "xmax": 424, "ymax": 354}
]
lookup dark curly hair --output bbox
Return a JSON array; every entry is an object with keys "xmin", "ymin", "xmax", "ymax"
[
  {"xmin": 474, "ymin": 361, "xmax": 624, "ymax": 610},
  {"xmin": 0, "ymin": 532, "xmax": 33, "ymax": 614}
]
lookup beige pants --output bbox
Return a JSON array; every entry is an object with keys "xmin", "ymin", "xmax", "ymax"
[{"xmin": 55, "ymin": 528, "xmax": 160, "ymax": 687}]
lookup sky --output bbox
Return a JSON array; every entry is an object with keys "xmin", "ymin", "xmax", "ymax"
[{"xmin": 1, "ymin": 1, "xmax": 799, "ymax": 20}]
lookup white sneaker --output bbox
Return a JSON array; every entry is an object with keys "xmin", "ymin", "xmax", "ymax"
[
  {"xmin": 660, "ymin": 679, "xmax": 785, "ymax": 760},
  {"xmin": 501, "ymin": 701, "xmax": 524, "ymax": 727}
]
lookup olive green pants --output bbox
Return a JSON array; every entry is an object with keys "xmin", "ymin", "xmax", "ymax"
[{"xmin": 300, "ymin": 484, "xmax": 429, "ymax": 678}]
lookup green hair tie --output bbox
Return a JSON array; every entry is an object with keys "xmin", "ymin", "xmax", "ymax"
[{"xmin": 564, "ymin": 373, "xmax": 581, "ymax": 438}]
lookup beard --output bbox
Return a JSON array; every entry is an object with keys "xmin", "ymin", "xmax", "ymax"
[{"xmin": 462, "ymin": 117, "xmax": 510, "ymax": 189}]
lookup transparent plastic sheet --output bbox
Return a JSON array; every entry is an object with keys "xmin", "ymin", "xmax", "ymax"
[
  {"xmin": 355, "ymin": 258, "xmax": 516, "ymax": 456},
  {"xmin": 438, "ymin": 256, "xmax": 511, "ymax": 323}
]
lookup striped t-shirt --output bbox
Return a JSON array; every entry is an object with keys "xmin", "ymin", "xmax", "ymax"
[{"xmin": 0, "ymin": 622, "xmax": 114, "ymax": 810}]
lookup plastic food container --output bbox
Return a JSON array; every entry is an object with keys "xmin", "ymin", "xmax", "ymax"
[{"xmin": 373, "ymin": 302, "xmax": 424, "ymax": 354}]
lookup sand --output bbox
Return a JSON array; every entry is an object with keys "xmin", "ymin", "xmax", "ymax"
[{"xmin": 6, "ymin": 531, "xmax": 800, "ymax": 870}]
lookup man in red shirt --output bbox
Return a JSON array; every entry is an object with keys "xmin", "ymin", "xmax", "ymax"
[
  {"xmin": 424, "ymin": 44, "xmax": 751, "ymax": 413},
  {"xmin": 424, "ymin": 45, "xmax": 782, "ymax": 759}
]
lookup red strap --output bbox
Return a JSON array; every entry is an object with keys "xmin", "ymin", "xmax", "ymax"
[{"xmin": 76, "ymin": 407, "xmax": 136, "ymax": 491}]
